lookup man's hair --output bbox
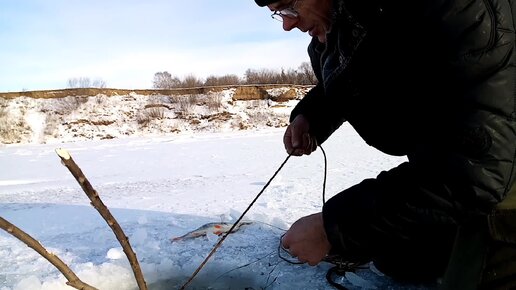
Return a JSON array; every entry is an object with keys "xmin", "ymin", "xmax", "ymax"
[{"xmin": 255, "ymin": 0, "xmax": 280, "ymax": 7}]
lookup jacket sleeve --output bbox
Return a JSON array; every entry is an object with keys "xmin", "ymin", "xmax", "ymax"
[
  {"xmin": 289, "ymin": 38, "xmax": 348, "ymax": 144},
  {"xmin": 289, "ymin": 84, "xmax": 347, "ymax": 144}
]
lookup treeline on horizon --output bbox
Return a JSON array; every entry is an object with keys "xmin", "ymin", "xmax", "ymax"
[
  {"xmin": 152, "ymin": 62, "xmax": 317, "ymax": 89},
  {"xmin": 64, "ymin": 62, "xmax": 317, "ymax": 90}
]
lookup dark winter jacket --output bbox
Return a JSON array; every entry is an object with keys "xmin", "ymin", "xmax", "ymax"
[{"xmin": 290, "ymin": 0, "xmax": 516, "ymax": 216}]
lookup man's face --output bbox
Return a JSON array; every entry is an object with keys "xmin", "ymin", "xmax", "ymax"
[{"xmin": 268, "ymin": 0, "xmax": 332, "ymax": 43}]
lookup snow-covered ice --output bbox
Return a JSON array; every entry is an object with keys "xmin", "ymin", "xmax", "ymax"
[{"xmin": 0, "ymin": 124, "xmax": 436, "ymax": 289}]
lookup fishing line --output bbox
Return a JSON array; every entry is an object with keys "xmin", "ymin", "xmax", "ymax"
[
  {"xmin": 212, "ymin": 223, "xmax": 287, "ymax": 288},
  {"xmin": 181, "ymin": 145, "xmax": 329, "ymax": 289},
  {"xmin": 265, "ymin": 260, "xmax": 281, "ymax": 288},
  {"xmin": 213, "ymin": 249, "xmax": 277, "ymax": 282},
  {"xmin": 180, "ymin": 154, "xmax": 293, "ymax": 289}
]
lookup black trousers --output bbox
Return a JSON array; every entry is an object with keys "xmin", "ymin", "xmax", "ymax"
[{"xmin": 322, "ymin": 162, "xmax": 458, "ymax": 282}]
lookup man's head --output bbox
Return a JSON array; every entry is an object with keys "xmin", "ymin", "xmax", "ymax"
[
  {"xmin": 255, "ymin": 0, "xmax": 333, "ymax": 43},
  {"xmin": 254, "ymin": 0, "xmax": 279, "ymax": 7}
]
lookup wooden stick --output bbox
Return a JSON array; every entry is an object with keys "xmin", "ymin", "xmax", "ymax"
[
  {"xmin": 0, "ymin": 216, "xmax": 98, "ymax": 290},
  {"xmin": 55, "ymin": 148, "xmax": 148, "ymax": 290}
]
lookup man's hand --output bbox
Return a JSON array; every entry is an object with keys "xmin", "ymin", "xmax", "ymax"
[
  {"xmin": 281, "ymin": 212, "xmax": 331, "ymax": 266},
  {"xmin": 283, "ymin": 115, "xmax": 317, "ymax": 156}
]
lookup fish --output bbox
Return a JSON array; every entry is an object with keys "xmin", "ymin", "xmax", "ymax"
[{"xmin": 171, "ymin": 221, "xmax": 252, "ymax": 242}]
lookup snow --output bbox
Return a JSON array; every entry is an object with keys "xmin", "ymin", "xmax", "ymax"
[
  {"xmin": 0, "ymin": 88, "xmax": 302, "ymax": 145},
  {"xmin": 0, "ymin": 91, "xmax": 436, "ymax": 289}
]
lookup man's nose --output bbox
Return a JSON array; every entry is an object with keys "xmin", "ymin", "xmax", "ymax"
[{"xmin": 282, "ymin": 17, "xmax": 298, "ymax": 31}]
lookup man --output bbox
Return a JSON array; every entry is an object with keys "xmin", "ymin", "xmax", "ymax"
[{"xmin": 254, "ymin": 0, "xmax": 516, "ymax": 288}]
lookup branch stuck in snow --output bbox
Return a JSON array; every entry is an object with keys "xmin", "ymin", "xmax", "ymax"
[
  {"xmin": 0, "ymin": 216, "xmax": 98, "ymax": 290},
  {"xmin": 55, "ymin": 148, "xmax": 148, "ymax": 290}
]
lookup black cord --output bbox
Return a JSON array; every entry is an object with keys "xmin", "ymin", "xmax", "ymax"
[
  {"xmin": 277, "ymin": 146, "xmax": 368, "ymax": 290},
  {"xmin": 319, "ymin": 145, "xmax": 328, "ymax": 205},
  {"xmin": 277, "ymin": 146, "xmax": 329, "ymax": 265},
  {"xmin": 326, "ymin": 266, "xmax": 350, "ymax": 290},
  {"xmin": 278, "ymin": 233, "xmax": 305, "ymax": 265}
]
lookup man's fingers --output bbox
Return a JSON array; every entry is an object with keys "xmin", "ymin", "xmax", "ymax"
[
  {"xmin": 281, "ymin": 232, "xmax": 292, "ymax": 248},
  {"xmin": 301, "ymin": 133, "xmax": 310, "ymax": 155},
  {"xmin": 284, "ymin": 132, "xmax": 306, "ymax": 156},
  {"xmin": 283, "ymin": 125, "xmax": 302, "ymax": 154},
  {"xmin": 283, "ymin": 130, "xmax": 293, "ymax": 153},
  {"xmin": 290, "ymin": 124, "xmax": 303, "ymax": 149},
  {"xmin": 304, "ymin": 133, "xmax": 319, "ymax": 155},
  {"xmin": 310, "ymin": 135, "xmax": 318, "ymax": 152},
  {"xmin": 282, "ymin": 117, "xmax": 316, "ymax": 156}
]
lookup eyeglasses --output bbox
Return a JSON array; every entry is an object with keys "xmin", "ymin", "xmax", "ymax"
[{"xmin": 271, "ymin": 0, "xmax": 300, "ymax": 22}]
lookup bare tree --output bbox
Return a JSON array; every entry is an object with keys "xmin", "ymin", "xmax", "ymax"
[
  {"xmin": 67, "ymin": 77, "xmax": 107, "ymax": 88},
  {"xmin": 92, "ymin": 79, "xmax": 107, "ymax": 88},
  {"xmin": 153, "ymin": 71, "xmax": 181, "ymax": 89},
  {"xmin": 204, "ymin": 74, "xmax": 241, "ymax": 86},
  {"xmin": 181, "ymin": 74, "xmax": 203, "ymax": 88},
  {"xmin": 244, "ymin": 68, "xmax": 278, "ymax": 84},
  {"xmin": 243, "ymin": 64, "xmax": 316, "ymax": 85},
  {"xmin": 298, "ymin": 62, "xmax": 317, "ymax": 84},
  {"xmin": 68, "ymin": 77, "xmax": 90, "ymax": 88}
]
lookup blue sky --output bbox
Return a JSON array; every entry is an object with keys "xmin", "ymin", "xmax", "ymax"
[{"xmin": 0, "ymin": 0, "xmax": 310, "ymax": 92}]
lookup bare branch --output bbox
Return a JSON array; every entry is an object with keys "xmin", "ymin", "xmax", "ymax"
[
  {"xmin": 0, "ymin": 216, "xmax": 98, "ymax": 290},
  {"xmin": 55, "ymin": 148, "xmax": 148, "ymax": 290}
]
